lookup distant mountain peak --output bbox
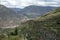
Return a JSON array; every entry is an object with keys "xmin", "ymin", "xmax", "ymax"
[{"xmin": 18, "ymin": 5, "xmax": 56, "ymax": 18}]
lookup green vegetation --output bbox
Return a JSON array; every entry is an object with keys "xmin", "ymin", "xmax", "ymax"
[
  {"xmin": 19, "ymin": 7, "xmax": 60, "ymax": 40},
  {"xmin": 0, "ymin": 28, "xmax": 25, "ymax": 40},
  {"xmin": 0, "ymin": 4, "xmax": 60, "ymax": 40}
]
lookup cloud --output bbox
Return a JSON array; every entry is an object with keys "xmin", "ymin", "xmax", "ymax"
[
  {"xmin": 6, "ymin": 0, "xmax": 17, "ymax": 5},
  {"xmin": 0, "ymin": 0, "xmax": 60, "ymax": 8}
]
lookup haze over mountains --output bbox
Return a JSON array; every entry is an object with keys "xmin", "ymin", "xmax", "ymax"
[
  {"xmin": 11, "ymin": 5, "xmax": 56, "ymax": 18},
  {"xmin": 0, "ymin": 4, "xmax": 57, "ymax": 28},
  {"xmin": 0, "ymin": 4, "xmax": 60, "ymax": 40},
  {"xmin": 0, "ymin": 4, "xmax": 28, "ymax": 28}
]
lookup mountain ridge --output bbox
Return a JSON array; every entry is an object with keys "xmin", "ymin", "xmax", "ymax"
[
  {"xmin": 0, "ymin": 4, "xmax": 28, "ymax": 28},
  {"xmin": 20, "ymin": 7, "xmax": 60, "ymax": 40},
  {"xmin": 15, "ymin": 5, "xmax": 56, "ymax": 18}
]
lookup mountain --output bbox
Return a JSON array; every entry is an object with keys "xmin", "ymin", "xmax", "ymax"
[
  {"xmin": 10, "ymin": 8, "xmax": 22, "ymax": 13},
  {"xmin": 17, "ymin": 5, "xmax": 56, "ymax": 18},
  {"xmin": 0, "ymin": 5, "xmax": 59, "ymax": 40},
  {"xmin": 20, "ymin": 7, "xmax": 60, "ymax": 40},
  {"xmin": 0, "ymin": 4, "xmax": 28, "ymax": 28}
]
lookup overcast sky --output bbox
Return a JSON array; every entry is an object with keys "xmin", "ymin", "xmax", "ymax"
[{"xmin": 0, "ymin": 0, "xmax": 60, "ymax": 8}]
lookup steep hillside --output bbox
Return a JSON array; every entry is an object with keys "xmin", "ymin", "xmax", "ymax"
[
  {"xmin": 19, "ymin": 5, "xmax": 56, "ymax": 18},
  {"xmin": 0, "ymin": 5, "xmax": 59, "ymax": 40},
  {"xmin": 20, "ymin": 7, "xmax": 60, "ymax": 40},
  {"xmin": 0, "ymin": 5, "xmax": 28, "ymax": 28},
  {"xmin": 10, "ymin": 8, "xmax": 22, "ymax": 13}
]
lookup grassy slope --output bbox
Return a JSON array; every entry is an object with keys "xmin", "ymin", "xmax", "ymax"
[
  {"xmin": 20, "ymin": 7, "xmax": 60, "ymax": 40},
  {"xmin": 34, "ymin": 7, "xmax": 60, "ymax": 32},
  {"xmin": 0, "ymin": 5, "xmax": 60, "ymax": 40}
]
